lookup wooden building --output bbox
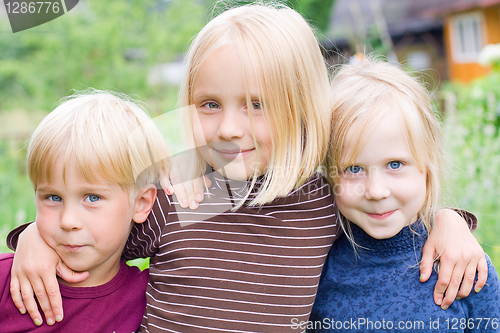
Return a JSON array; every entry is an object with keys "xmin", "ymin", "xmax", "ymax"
[
  {"xmin": 422, "ymin": 0, "xmax": 500, "ymax": 83},
  {"xmin": 324, "ymin": 0, "xmax": 500, "ymax": 84}
]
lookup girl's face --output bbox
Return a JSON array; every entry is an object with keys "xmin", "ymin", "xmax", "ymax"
[
  {"xmin": 191, "ymin": 46, "xmax": 273, "ymax": 180},
  {"xmin": 334, "ymin": 112, "xmax": 427, "ymax": 239}
]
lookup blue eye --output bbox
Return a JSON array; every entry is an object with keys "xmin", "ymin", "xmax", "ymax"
[
  {"xmin": 85, "ymin": 195, "xmax": 100, "ymax": 203},
  {"xmin": 48, "ymin": 195, "xmax": 62, "ymax": 202},
  {"xmin": 346, "ymin": 165, "xmax": 363, "ymax": 174},
  {"xmin": 388, "ymin": 161, "xmax": 402, "ymax": 170},
  {"xmin": 204, "ymin": 102, "xmax": 219, "ymax": 109},
  {"xmin": 251, "ymin": 101, "xmax": 261, "ymax": 110}
]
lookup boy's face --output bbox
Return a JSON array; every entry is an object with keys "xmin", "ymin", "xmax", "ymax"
[
  {"xmin": 35, "ymin": 158, "xmax": 136, "ymax": 287},
  {"xmin": 334, "ymin": 112, "xmax": 427, "ymax": 239}
]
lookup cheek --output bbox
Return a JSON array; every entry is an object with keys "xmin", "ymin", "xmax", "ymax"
[
  {"xmin": 191, "ymin": 112, "xmax": 214, "ymax": 145},
  {"xmin": 401, "ymin": 170, "xmax": 427, "ymax": 207},
  {"xmin": 253, "ymin": 117, "xmax": 273, "ymax": 147},
  {"xmin": 35, "ymin": 209, "xmax": 57, "ymax": 243},
  {"xmin": 193, "ymin": 121, "xmax": 210, "ymax": 146},
  {"xmin": 333, "ymin": 180, "xmax": 362, "ymax": 210}
]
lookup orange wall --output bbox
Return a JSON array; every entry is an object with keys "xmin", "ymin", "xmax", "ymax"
[{"xmin": 445, "ymin": 5, "xmax": 500, "ymax": 83}]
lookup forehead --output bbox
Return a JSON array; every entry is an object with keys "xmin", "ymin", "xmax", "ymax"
[
  {"xmin": 37, "ymin": 154, "xmax": 122, "ymax": 190},
  {"xmin": 342, "ymin": 111, "xmax": 414, "ymax": 164},
  {"xmin": 195, "ymin": 46, "xmax": 257, "ymax": 87}
]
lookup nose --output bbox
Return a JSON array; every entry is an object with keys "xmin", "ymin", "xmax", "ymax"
[
  {"xmin": 60, "ymin": 205, "xmax": 83, "ymax": 231},
  {"xmin": 364, "ymin": 171, "xmax": 390, "ymax": 201},
  {"xmin": 216, "ymin": 107, "xmax": 245, "ymax": 141}
]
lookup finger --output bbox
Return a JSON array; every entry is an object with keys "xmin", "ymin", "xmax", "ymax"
[
  {"xmin": 419, "ymin": 237, "xmax": 436, "ymax": 283},
  {"xmin": 170, "ymin": 165, "xmax": 189, "ymax": 208},
  {"xmin": 36, "ymin": 278, "xmax": 58, "ymax": 326},
  {"xmin": 193, "ymin": 176, "xmax": 206, "ymax": 203},
  {"xmin": 432, "ymin": 260, "xmax": 451, "ymax": 307},
  {"xmin": 474, "ymin": 255, "xmax": 488, "ymax": 293},
  {"xmin": 19, "ymin": 278, "xmax": 44, "ymax": 326},
  {"xmin": 457, "ymin": 261, "xmax": 476, "ymax": 299},
  {"xmin": 203, "ymin": 175, "xmax": 212, "ymax": 188},
  {"xmin": 184, "ymin": 179, "xmax": 199, "ymax": 210},
  {"xmin": 56, "ymin": 262, "xmax": 89, "ymax": 284},
  {"xmin": 9, "ymin": 275, "xmax": 26, "ymax": 315},
  {"xmin": 440, "ymin": 262, "xmax": 465, "ymax": 309},
  {"xmin": 159, "ymin": 172, "xmax": 174, "ymax": 196},
  {"xmin": 43, "ymin": 262, "xmax": 84, "ymax": 323}
]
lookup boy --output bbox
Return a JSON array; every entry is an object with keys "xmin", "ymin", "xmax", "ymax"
[{"xmin": 1, "ymin": 90, "xmax": 170, "ymax": 332}]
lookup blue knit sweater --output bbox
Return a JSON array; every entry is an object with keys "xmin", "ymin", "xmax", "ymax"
[{"xmin": 309, "ymin": 222, "xmax": 500, "ymax": 332}]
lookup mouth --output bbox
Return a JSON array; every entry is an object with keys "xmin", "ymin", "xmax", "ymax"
[
  {"xmin": 366, "ymin": 210, "xmax": 396, "ymax": 219},
  {"xmin": 63, "ymin": 245, "xmax": 85, "ymax": 252},
  {"xmin": 214, "ymin": 148, "xmax": 255, "ymax": 160}
]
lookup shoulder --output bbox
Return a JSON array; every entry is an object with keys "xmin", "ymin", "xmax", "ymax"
[
  {"xmin": 0, "ymin": 253, "xmax": 14, "ymax": 278},
  {"xmin": 484, "ymin": 254, "xmax": 500, "ymax": 291},
  {"xmin": 288, "ymin": 172, "xmax": 331, "ymax": 199},
  {"xmin": 152, "ymin": 187, "xmax": 174, "ymax": 217},
  {"xmin": 299, "ymin": 172, "xmax": 330, "ymax": 190},
  {"xmin": 285, "ymin": 172, "xmax": 333, "ymax": 208},
  {"xmin": 0, "ymin": 253, "xmax": 14, "ymax": 303},
  {"xmin": 460, "ymin": 254, "xmax": 500, "ymax": 316},
  {"xmin": 0, "ymin": 252, "xmax": 14, "ymax": 263},
  {"xmin": 123, "ymin": 263, "xmax": 149, "ymax": 290}
]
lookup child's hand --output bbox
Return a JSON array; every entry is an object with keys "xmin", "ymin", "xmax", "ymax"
[
  {"xmin": 160, "ymin": 154, "xmax": 210, "ymax": 210},
  {"xmin": 420, "ymin": 209, "xmax": 487, "ymax": 310},
  {"xmin": 10, "ymin": 223, "xmax": 89, "ymax": 326}
]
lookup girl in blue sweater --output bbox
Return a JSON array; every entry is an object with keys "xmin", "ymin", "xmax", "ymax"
[{"xmin": 309, "ymin": 56, "xmax": 500, "ymax": 332}]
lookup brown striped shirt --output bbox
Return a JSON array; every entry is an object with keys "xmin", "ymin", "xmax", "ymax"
[{"xmin": 123, "ymin": 170, "xmax": 338, "ymax": 333}]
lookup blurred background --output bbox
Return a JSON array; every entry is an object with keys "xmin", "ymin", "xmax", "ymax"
[{"xmin": 0, "ymin": 0, "xmax": 499, "ymax": 273}]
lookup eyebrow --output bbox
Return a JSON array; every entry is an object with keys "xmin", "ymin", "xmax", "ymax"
[
  {"xmin": 192, "ymin": 92, "xmax": 215, "ymax": 99},
  {"xmin": 36, "ymin": 185, "xmax": 115, "ymax": 193}
]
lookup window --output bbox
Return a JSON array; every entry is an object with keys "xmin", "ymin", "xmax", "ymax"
[{"xmin": 451, "ymin": 12, "xmax": 484, "ymax": 63}]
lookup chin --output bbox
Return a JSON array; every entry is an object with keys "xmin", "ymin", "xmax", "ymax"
[
  {"xmin": 365, "ymin": 227, "xmax": 400, "ymax": 240},
  {"xmin": 213, "ymin": 164, "xmax": 253, "ymax": 180}
]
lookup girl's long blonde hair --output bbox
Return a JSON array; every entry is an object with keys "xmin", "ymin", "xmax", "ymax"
[{"xmin": 180, "ymin": 2, "xmax": 331, "ymax": 206}]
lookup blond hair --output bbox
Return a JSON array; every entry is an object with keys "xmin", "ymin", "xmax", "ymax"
[
  {"xmin": 180, "ymin": 2, "xmax": 331, "ymax": 206},
  {"xmin": 326, "ymin": 55, "xmax": 443, "ymax": 232},
  {"xmin": 27, "ymin": 89, "xmax": 170, "ymax": 197}
]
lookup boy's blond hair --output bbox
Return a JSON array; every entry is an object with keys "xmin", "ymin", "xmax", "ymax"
[
  {"xmin": 326, "ymin": 55, "xmax": 443, "ymax": 232},
  {"xmin": 27, "ymin": 89, "xmax": 170, "ymax": 197},
  {"xmin": 180, "ymin": 2, "xmax": 331, "ymax": 206}
]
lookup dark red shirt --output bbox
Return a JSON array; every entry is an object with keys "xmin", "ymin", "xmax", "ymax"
[{"xmin": 0, "ymin": 253, "xmax": 148, "ymax": 333}]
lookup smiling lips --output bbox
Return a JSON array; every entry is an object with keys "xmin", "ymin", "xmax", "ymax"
[
  {"xmin": 214, "ymin": 148, "xmax": 255, "ymax": 159},
  {"xmin": 366, "ymin": 210, "xmax": 396, "ymax": 219}
]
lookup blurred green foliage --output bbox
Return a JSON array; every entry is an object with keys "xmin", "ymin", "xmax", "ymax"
[
  {"xmin": 288, "ymin": 0, "xmax": 336, "ymax": 33},
  {"xmin": 441, "ymin": 72, "xmax": 500, "ymax": 269},
  {"xmin": 0, "ymin": 0, "xmax": 207, "ymax": 113},
  {"xmin": 0, "ymin": 141, "xmax": 35, "ymax": 253}
]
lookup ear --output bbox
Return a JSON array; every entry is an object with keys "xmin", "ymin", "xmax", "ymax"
[{"xmin": 132, "ymin": 185, "xmax": 157, "ymax": 224}]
